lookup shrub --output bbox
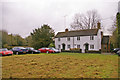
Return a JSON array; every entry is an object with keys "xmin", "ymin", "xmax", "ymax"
[
  {"xmin": 70, "ymin": 48, "xmax": 80, "ymax": 50},
  {"xmin": 86, "ymin": 50, "xmax": 101, "ymax": 53},
  {"xmin": 48, "ymin": 43, "xmax": 55, "ymax": 48},
  {"xmin": 62, "ymin": 48, "xmax": 82, "ymax": 53},
  {"xmin": 3, "ymin": 44, "xmax": 11, "ymax": 49}
]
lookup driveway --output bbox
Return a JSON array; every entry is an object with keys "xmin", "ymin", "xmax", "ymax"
[{"xmin": 101, "ymin": 53, "xmax": 115, "ymax": 55}]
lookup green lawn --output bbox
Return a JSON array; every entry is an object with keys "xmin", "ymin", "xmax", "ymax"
[{"xmin": 2, "ymin": 53, "xmax": 118, "ymax": 78}]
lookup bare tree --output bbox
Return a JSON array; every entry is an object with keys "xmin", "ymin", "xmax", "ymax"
[
  {"xmin": 107, "ymin": 16, "xmax": 117, "ymax": 35},
  {"xmin": 71, "ymin": 10, "xmax": 101, "ymax": 30}
]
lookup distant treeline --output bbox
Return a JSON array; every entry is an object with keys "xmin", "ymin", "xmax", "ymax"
[
  {"xmin": 0, "ymin": 30, "xmax": 26, "ymax": 49},
  {"xmin": 0, "ymin": 24, "xmax": 55, "ymax": 49}
]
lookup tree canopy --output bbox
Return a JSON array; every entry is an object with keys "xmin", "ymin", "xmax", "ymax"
[
  {"xmin": 30, "ymin": 24, "xmax": 55, "ymax": 49},
  {"xmin": 0, "ymin": 30, "xmax": 26, "ymax": 49},
  {"xmin": 110, "ymin": 12, "xmax": 120, "ymax": 48},
  {"xmin": 0, "ymin": 24, "xmax": 55, "ymax": 49},
  {"xmin": 71, "ymin": 10, "xmax": 101, "ymax": 30}
]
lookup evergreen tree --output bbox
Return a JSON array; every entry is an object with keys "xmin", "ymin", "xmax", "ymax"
[
  {"xmin": 31, "ymin": 24, "xmax": 55, "ymax": 49},
  {"xmin": 117, "ymin": 12, "xmax": 120, "ymax": 47}
]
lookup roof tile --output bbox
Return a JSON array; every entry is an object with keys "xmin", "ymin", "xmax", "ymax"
[{"xmin": 55, "ymin": 29, "xmax": 99, "ymax": 38}]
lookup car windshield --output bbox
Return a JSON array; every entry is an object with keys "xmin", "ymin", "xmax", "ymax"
[
  {"xmin": 30, "ymin": 48, "xmax": 34, "ymax": 50},
  {"xmin": 18, "ymin": 47, "xmax": 25, "ymax": 49},
  {"xmin": 13, "ymin": 47, "xmax": 25, "ymax": 49},
  {"xmin": 41, "ymin": 48, "xmax": 45, "ymax": 49},
  {"xmin": 26, "ymin": 47, "xmax": 34, "ymax": 50},
  {"xmin": 49, "ymin": 48, "xmax": 57, "ymax": 50},
  {"xmin": 0, "ymin": 48, "xmax": 8, "ymax": 51},
  {"xmin": 114, "ymin": 48, "xmax": 120, "ymax": 50},
  {"xmin": 46, "ymin": 48, "xmax": 49, "ymax": 49}
]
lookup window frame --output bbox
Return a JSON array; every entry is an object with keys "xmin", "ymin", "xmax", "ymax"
[
  {"xmin": 77, "ymin": 45, "xmax": 80, "ymax": 48},
  {"xmin": 90, "ymin": 36, "xmax": 94, "ymax": 40},
  {"xmin": 90, "ymin": 45, "xmax": 94, "ymax": 49},
  {"xmin": 58, "ymin": 38, "xmax": 60, "ymax": 41},
  {"xmin": 67, "ymin": 45, "xmax": 71, "ymax": 49},
  {"xmin": 58, "ymin": 45, "xmax": 61, "ymax": 49},
  {"xmin": 67, "ymin": 37, "xmax": 70, "ymax": 41},
  {"xmin": 77, "ymin": 36, "xmax": 80, "ymax": 40}
]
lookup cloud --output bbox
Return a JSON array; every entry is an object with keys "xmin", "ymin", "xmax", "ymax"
[{"xmin": 1, "ymin": 0, "xmax": 118, "ymax": 38}]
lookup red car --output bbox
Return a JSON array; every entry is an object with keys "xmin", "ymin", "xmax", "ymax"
[
  {"xmin": 38, "ymin": 48, "xmax": 54, "ymax": 53},
  {"xmin": 0, "ymin": 48, "xmax": 13, "ymax": 56}
]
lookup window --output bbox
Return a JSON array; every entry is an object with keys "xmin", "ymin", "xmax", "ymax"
[
  {"xmin": 67, "ymin": 37, "xmax": 70, "ymax": 41},
  {"xmin": 67, "ymin": 45, "xmax": 71, "ymax": 49},
  {"xmin": 58, "ymin": 45, "xmax": 61, "ymax": 49},
  {"xmin": 90, "ymin": 36, "xmax": 94, "ymax": 40},
  {"xmin": 58, "ymin": 38, "xmax": 60, "ymax": 41},
  {"xmin": 90, "ymin": 45, "xmax": 94, "ymax": 49},
  {"xmin": 77, "ymin": 36, "xmax": 80, "ymax": 40},
  {"xmin": 77, "ymin": 45, "xmax": 80, "ymax": 48}
]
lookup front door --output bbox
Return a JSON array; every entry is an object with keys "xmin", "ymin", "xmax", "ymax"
[
  {"xmin": 85, "ymin": 44, "xmax": 89, "ymax": 51},
  {"xmin": 84, "ymin": 43, "xmax": 89, "ymax": 53},
  {"xmin": 62, "ymin": 43, "xmax": 65, "ymax": 50}
]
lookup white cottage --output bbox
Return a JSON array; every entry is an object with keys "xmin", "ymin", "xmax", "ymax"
[{"xmin": 55, "ymin": 22, "xmax": 103, "ymax": 53}]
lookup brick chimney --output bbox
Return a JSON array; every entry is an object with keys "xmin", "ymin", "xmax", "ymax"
[
  {"xmin": 65, "ymin": 28, "xmax": 68, "ymax": 32},
  {"xmin": 97, "ymin": 22, "xmax": 101, "ymax": 29}
]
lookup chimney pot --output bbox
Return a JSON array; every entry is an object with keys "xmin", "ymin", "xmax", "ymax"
[
  {"xmin": 97, "ymin": 22, "xmax": 101, "ymax": 29},
  {"xmin": 65, "ymin": 28, "xmax": 68, "ymax": 32}
]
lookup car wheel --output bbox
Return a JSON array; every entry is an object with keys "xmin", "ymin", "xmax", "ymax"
[
  {"xmin": 16, "ymin": 52, "xmax": 18, "ymax": 55},
  {"xmin": 46, "ymin": 51, "xmax": 49, "ymax": 54}
]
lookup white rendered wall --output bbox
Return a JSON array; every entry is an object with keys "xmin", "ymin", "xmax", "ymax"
[{"xmin": 55, "ymin": 29, "xmax": 102, "ymax": 53}]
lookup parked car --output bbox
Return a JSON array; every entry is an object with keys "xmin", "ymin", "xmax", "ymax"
[
  {"xmin": 116, "ymin": 50, "xmax": 120, "ymax": 56},
  {"xmin": 0, "ymin": 48, "xmax": 13, "ymax": 56},
  {"xmin": 49, "ymin": 47, "xmax": 60, "ymax": 53},
  {"xmin": 113, "ymin": 48, "xmax": 120, "ymax": 53},
  {"xmin": 12, "ymin": 47, "xmax": 28, "ymax": 55},
  {"xmin": 26, "ymin": 47, "xmax": 40, "ymax": 54},
  {"xmin": 38, "ymin": 48, "xmax": 55, "ymax": 53}
]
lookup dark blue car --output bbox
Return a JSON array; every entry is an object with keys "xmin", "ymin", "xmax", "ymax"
[
  {"xmin": 25, "ymin": 47, "xmax": 40, "ymax": 54},
  {"xmin": 12, "ymin": 47, "xmax": 28, "ymax": 55},
  {"xmin": 113, "ymin": 48, "xmax": 120, "ymax": 53}
]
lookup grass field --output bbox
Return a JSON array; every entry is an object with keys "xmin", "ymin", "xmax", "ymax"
[{"xmin": 2, "ymin": 53, "xmax": 118, "ymax": 78}]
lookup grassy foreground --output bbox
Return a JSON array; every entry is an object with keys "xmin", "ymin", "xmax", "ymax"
[{"xmin": 2, "ymin": 53, "xmax": 118, "ymax": 78}]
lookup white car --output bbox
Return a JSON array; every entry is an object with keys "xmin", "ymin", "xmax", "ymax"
[{"xmin": 49, "ymin": 48, "xmax": 61, "ymax": 53}]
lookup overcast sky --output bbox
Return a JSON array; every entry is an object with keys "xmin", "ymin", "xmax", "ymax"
[{"xmin": 0, "ymin": 0, "xmax": 119, "ymax": 38}]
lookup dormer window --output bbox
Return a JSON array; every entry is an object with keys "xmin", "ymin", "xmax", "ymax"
[
  {"xmin": 67, "ymin": 37, "xmax": 70, "ymax": 41},
  {"xmin": 90, "ymin": 36, "xmax": 94, "ymax": 40},
  {"xmin": 58, "ymin": 38, "xmax": 60, "ymax": 41}
]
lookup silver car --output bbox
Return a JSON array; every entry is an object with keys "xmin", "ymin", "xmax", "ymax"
[{"xmin": 49, "ymin": 48, "xmax": 61, "ymax": 53}]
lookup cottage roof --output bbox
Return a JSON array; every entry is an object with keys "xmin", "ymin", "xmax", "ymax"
[
  {"xmin": 55, "ymin": 29, "xmax": 99, "ymax": 38},
  {"xmin": 102, "ymin": 36, "xmax": 109, "ymax": 44}
]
